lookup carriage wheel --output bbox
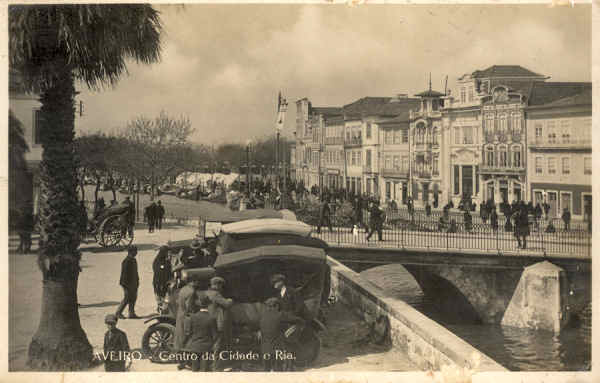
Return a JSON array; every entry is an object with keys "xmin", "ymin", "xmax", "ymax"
[
  {"xmin": 142, "ymin": 323, "xmax": 176, "ymax": 363},
  {"xmin": 120, "ymin": 228, "xmax": 134, "ymax": 247},
  {"xmin": 100, "ymin": 216, "xmax": 124, "ymax": 248}
]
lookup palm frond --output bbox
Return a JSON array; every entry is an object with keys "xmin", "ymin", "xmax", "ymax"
[{"xmin": 9, "ymin": 4, "xmax": 163, "ymax": 92}]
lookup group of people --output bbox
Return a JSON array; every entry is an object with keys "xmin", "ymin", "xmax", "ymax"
[
  {"xmin": 174, "ymin": 273, "xmax": 305, "ymax": 372},
  {"xmin": 144, "ymin": 200, "xmax": 165, "ymax": 232}
]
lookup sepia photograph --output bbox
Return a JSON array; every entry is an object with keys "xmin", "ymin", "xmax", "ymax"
[{"xmin": 4, "ymin": 0, "xmax": 594, "ymax": 379}]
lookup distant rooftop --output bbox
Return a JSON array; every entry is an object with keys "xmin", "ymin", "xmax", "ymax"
[
  {"xmin": 343, "ymin": 96, "xmax": 421, "ymax": 119},
  {"xmin": 472, "ymin": 65, "xmax": 545, "ymax": 79},
  {"xmin": 415, "ymin": 89, "xmax": 445, "ymax": 98},
  {"xmin": 527, "ymin": 82, "xmax": 592, "ymax": 106},
  {"xmin": 311, "ymin": 106, "xmax": 343, "ymax": 117}
]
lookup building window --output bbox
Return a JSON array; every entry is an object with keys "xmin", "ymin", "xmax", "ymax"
[
  {"xmin": 512, "ymin": 146, "xmax": 521, "ymax": 168},
  {"xmin": 562, "ymin": 158, "xmax": 570, "ymax": 174},
  {"xmin": 402, "ymin": 128, "xmax": 408, "ymax": 143},
  {"xmin": 366, "ymin": 123, "xmax": 372, "ymax": 139},
  {"xmin": 535, "ymin": 157, "xmax": 543, "ymax": 174},
  {"xmin": 454, "ymin": 165, "xmax": 460, "ymax": 194},
  {"xmin": 385, "ymin": 155, "xmax": 392, "ymax": 169},
  {"xmin": 454, "ymin": 127, "xmax": 461, "ymax": 145},
  {"xmin": 584, "ymin": 157, "xmax": 592, "ymax": 175},
  {"xmin": 433, "ymin": 127, "xmax": 439, "ymax": 145},
  {"xmin": 393, "ymin": 129, "xmax": 401, "ymax": 144},
  {"xmin": 460, "ymin": 87, "xmax": 466, "ymax": 103},
  {"xmin": 485, "ymin": 114, "xmax": 494, "ymax": 135},
  {"xmin": 366, "ymin": 149, "xmax": 372, "ymax": 167},
  {"xmin": 384, "ymin": 129, "xmax": 393, "ymax": 144},
  {"xmin": 358, "ymin": 151, "xmax": 362, "ymax": 166},
  {"xmin": 548, "ymin": 157, "xmax": 556, "ymax": 174},
  {"xmin": 402, "ymin": 155, "xmax": 409, "ymax": 172},
  {"xmin": 468, "ymin": 86, "xmax": 474, "ymax": 102},
  {"xmin": 547, "ymin": 121, "xmax": 556, "ymax": 143},
  {"xmin": 386, "ymin": 182, "xmax": 391, "ymax": 199},
  {"xmin": 562, "ymin": 132, "xmax": 570, "ymax": 144},
  {"xmin": 535, "ymin": 123, "xmax": 543, "ymax": 141},
  {"xmin": 433, "ymin": 157, "xmax": 439, "ymax": 175},
  {"xmin": 486, "ymin": 147, "xmax": 495, "ymax": 167},
  {"xmin": 512, "ymin": 112, "xmax": 521, "ymax": 134},
  {"xmin": 463, "ymin": 126, "xmax": 473, "ymax": 144},
  {"xmin": 498, "ymin": 113, "xmax": 507, "ymax": 133},
  {"xmin": 393, "ymin": 155, "xmax": 400, "ymax": 170},
  {"xmin": 499, "ymin": 147, "xmax": 507, "ymax": 167},
  {"xmin": 416, "ymin": 124, "xmax": 425, "ymax": 144}
]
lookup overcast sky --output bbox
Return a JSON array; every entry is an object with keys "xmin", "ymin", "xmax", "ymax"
[{"xmin": 76, "ymin": 4, "xmax": 591, "ymax": 145}]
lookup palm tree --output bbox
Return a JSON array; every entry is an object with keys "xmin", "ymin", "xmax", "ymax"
[{"xmin": 9, "ymin": 5, "xmax": 162, "ymax": 370}]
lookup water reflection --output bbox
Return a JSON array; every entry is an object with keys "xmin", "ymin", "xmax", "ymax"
[{"xmin": 360, "ymin": 264, "xmax": 590, "ymax": 371}]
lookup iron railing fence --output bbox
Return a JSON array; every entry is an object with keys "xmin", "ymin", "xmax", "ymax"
[{"xmin": 306, "ymin": 210, "xmax": 591, "ymax": 257}]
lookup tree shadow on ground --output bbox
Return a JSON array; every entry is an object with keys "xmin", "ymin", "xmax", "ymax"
[{"xmin": 79, "ymin": 301, "xmax": 121, "ymax": 309}]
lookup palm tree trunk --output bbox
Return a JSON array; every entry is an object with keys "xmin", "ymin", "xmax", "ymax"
[{"xmin": 27, "ymin": 68, "xmax": 93, "ymax": 370}]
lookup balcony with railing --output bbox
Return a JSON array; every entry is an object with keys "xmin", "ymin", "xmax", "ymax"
[
  {"xmin": 344, "ymin": 137, "xmax": 363, "ymax": 147},
  {"xmin": 325, "ymin": 136, "xmax": 344, "ymax": 145},
  {"xmin": 479, "ymin": 164, "xmax": 525, "ymax": 174},
  {"xmin": 528, "ymin": 137, "xmax": 591, "ymax": 150},
  {"xmin": 381, "ymin": 167, "xmax": 409, "ymax": 178}
]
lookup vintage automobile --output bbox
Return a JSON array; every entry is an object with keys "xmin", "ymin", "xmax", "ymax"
[{"xmin": 141, "ymin": 217, "xmax": 330, "ymax": 369}]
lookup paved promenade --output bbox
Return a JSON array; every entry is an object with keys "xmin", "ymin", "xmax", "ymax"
[{"xmin": 8, "ymin": 224, "xmax": 414, "ymax": 372}]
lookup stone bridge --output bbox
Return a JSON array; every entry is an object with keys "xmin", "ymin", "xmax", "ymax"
[{"xmin": 327, "ymin": 246, "xmax": 591, "ymax": 332}]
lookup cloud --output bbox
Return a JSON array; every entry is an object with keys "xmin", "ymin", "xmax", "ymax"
[{"xmin": 75, "ymin": 4, "xmax": 591, "ymax": 144}]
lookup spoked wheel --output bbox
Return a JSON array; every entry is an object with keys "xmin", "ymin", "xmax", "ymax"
[
  {"xmin": 142, "ymin": 323, "xmax": 176, "ymax": 363},
  {"xmin": 99, "ymin": 215, "xmax": 123, "ymax": 248},
  {"xmin": 120, "ymin": 228, "xmax": 134, "ymax": 247}
]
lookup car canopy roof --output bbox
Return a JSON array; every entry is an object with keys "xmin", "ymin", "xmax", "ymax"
[{"xmin": 214, "ymin": 245, "xmax": 326, "ymax": 271}]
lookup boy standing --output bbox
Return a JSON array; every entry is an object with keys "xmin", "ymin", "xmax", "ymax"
[{"xmin": 103, "ymin": 314, "xmax": 130, "ymax": 372}]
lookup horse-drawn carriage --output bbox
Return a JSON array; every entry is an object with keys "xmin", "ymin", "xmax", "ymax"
[
  {"xmin": 89, "ymin": 203, "xmax": 134, "ymax": 248},
  {"xmin": 141, "ymin": 213, "xmax": 329, "ymax": 369}
]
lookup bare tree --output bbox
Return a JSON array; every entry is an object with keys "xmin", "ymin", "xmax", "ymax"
[{"xmin": 121, "ymin": 111, "xmax": 195, "ymax": 198}]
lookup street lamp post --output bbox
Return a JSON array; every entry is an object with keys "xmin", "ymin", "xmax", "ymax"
[{"xmin": 246, "ymin": 140, "xmax": 252, "ymax": 196}]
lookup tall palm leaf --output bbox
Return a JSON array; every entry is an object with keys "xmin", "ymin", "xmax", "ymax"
[{"xmin": 9, "ymin": 4, "xmax": 161, "ymax": 370}]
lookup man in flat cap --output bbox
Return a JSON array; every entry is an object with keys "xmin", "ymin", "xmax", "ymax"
[
  {"xmin": 206, "ymin": 276, "xmax": 234, "ymax": 371},
  {"xmin": 258, "ymin": 297, "xmax": 305, "ymax": 371},
  {"xmin": 271, "ymin": 274, "xmax": 304, "ymax": 318},
  {"xmin": 116, "ymin": 245, "xmax": 140, "ymax": 319},
  {"xmin": 103, "ymin": 314, "xmax": 130, "ymax": 372}
]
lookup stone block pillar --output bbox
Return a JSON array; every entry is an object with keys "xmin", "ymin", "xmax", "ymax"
[{"xmin": 501, "ymin": 261, "xmax": 570, "ymax": 333}]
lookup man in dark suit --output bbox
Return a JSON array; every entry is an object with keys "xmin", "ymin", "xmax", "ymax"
[
  {"xmin": 103, "ymin": 314, "xmax": 130, "ymax": 372},
  {"xmin": 152, "ymin": 245, "xmax": 172, "ymax": 314},
  {"xmin": 116, "ymin": 245, "xmax": 140, "ymax": 319},
  {"xmin": 205, "ymin": 276, "xmax": 234, "ymax": 371},
  {"xmin": 271, "ymin": 274, "xmax": 304, "ymax": 318},
  {"xmin": 259, "ymin": 297, "xmax": 305, "ymax": 371},
  {"xmin": 156, "ymin": 200, "xmax": 165, "ymax": 230},
  {"xmin": 366, "ymin": 200, "xmax": 384, "ymax": 242},
  {"xmin": 316, "ymin": 197, "xmax": 333, "ymax": 234},
  {"xmin": 145, "ymin": 202, "xmax": 156, "ymax": 233},
  {"xmin": 183, "ymin": 293, "xmax": 217, "ymax": 372}
]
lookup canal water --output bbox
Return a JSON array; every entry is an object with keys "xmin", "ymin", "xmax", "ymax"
[{"xmin": 360, "ymin": 264, "xmax": 591, "ymax": 371}]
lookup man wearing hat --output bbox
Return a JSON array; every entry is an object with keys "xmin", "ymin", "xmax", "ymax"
[
  {"xmin": 271, "ymin": 274, "xmax": 304, "ymax": 318},
  {"xmin": 103, "ymin": 314, "xmax": 130, "ymax": 372},
  {"xmin": 174, "ymin": 279, "xmax": 202, "ymax": 370},
  {"xmin": 259, "ymin": 297, "xmax": 305, "ymax": 371},
  {"xmin": 116, "ymin": 245, "xmax": 140, "ymax": 319},
  {"xmin": 206, "ymin": 276, "xmax": 234, "ymax": 371},
  {"xmin": 187, "ymin": 238, "xmax": 211, "ymax": 269}
]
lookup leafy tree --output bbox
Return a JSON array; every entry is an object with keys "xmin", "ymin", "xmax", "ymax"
[{"xmin": 9, "ymin": 4, "xmax": 162, "ymax": 370}]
